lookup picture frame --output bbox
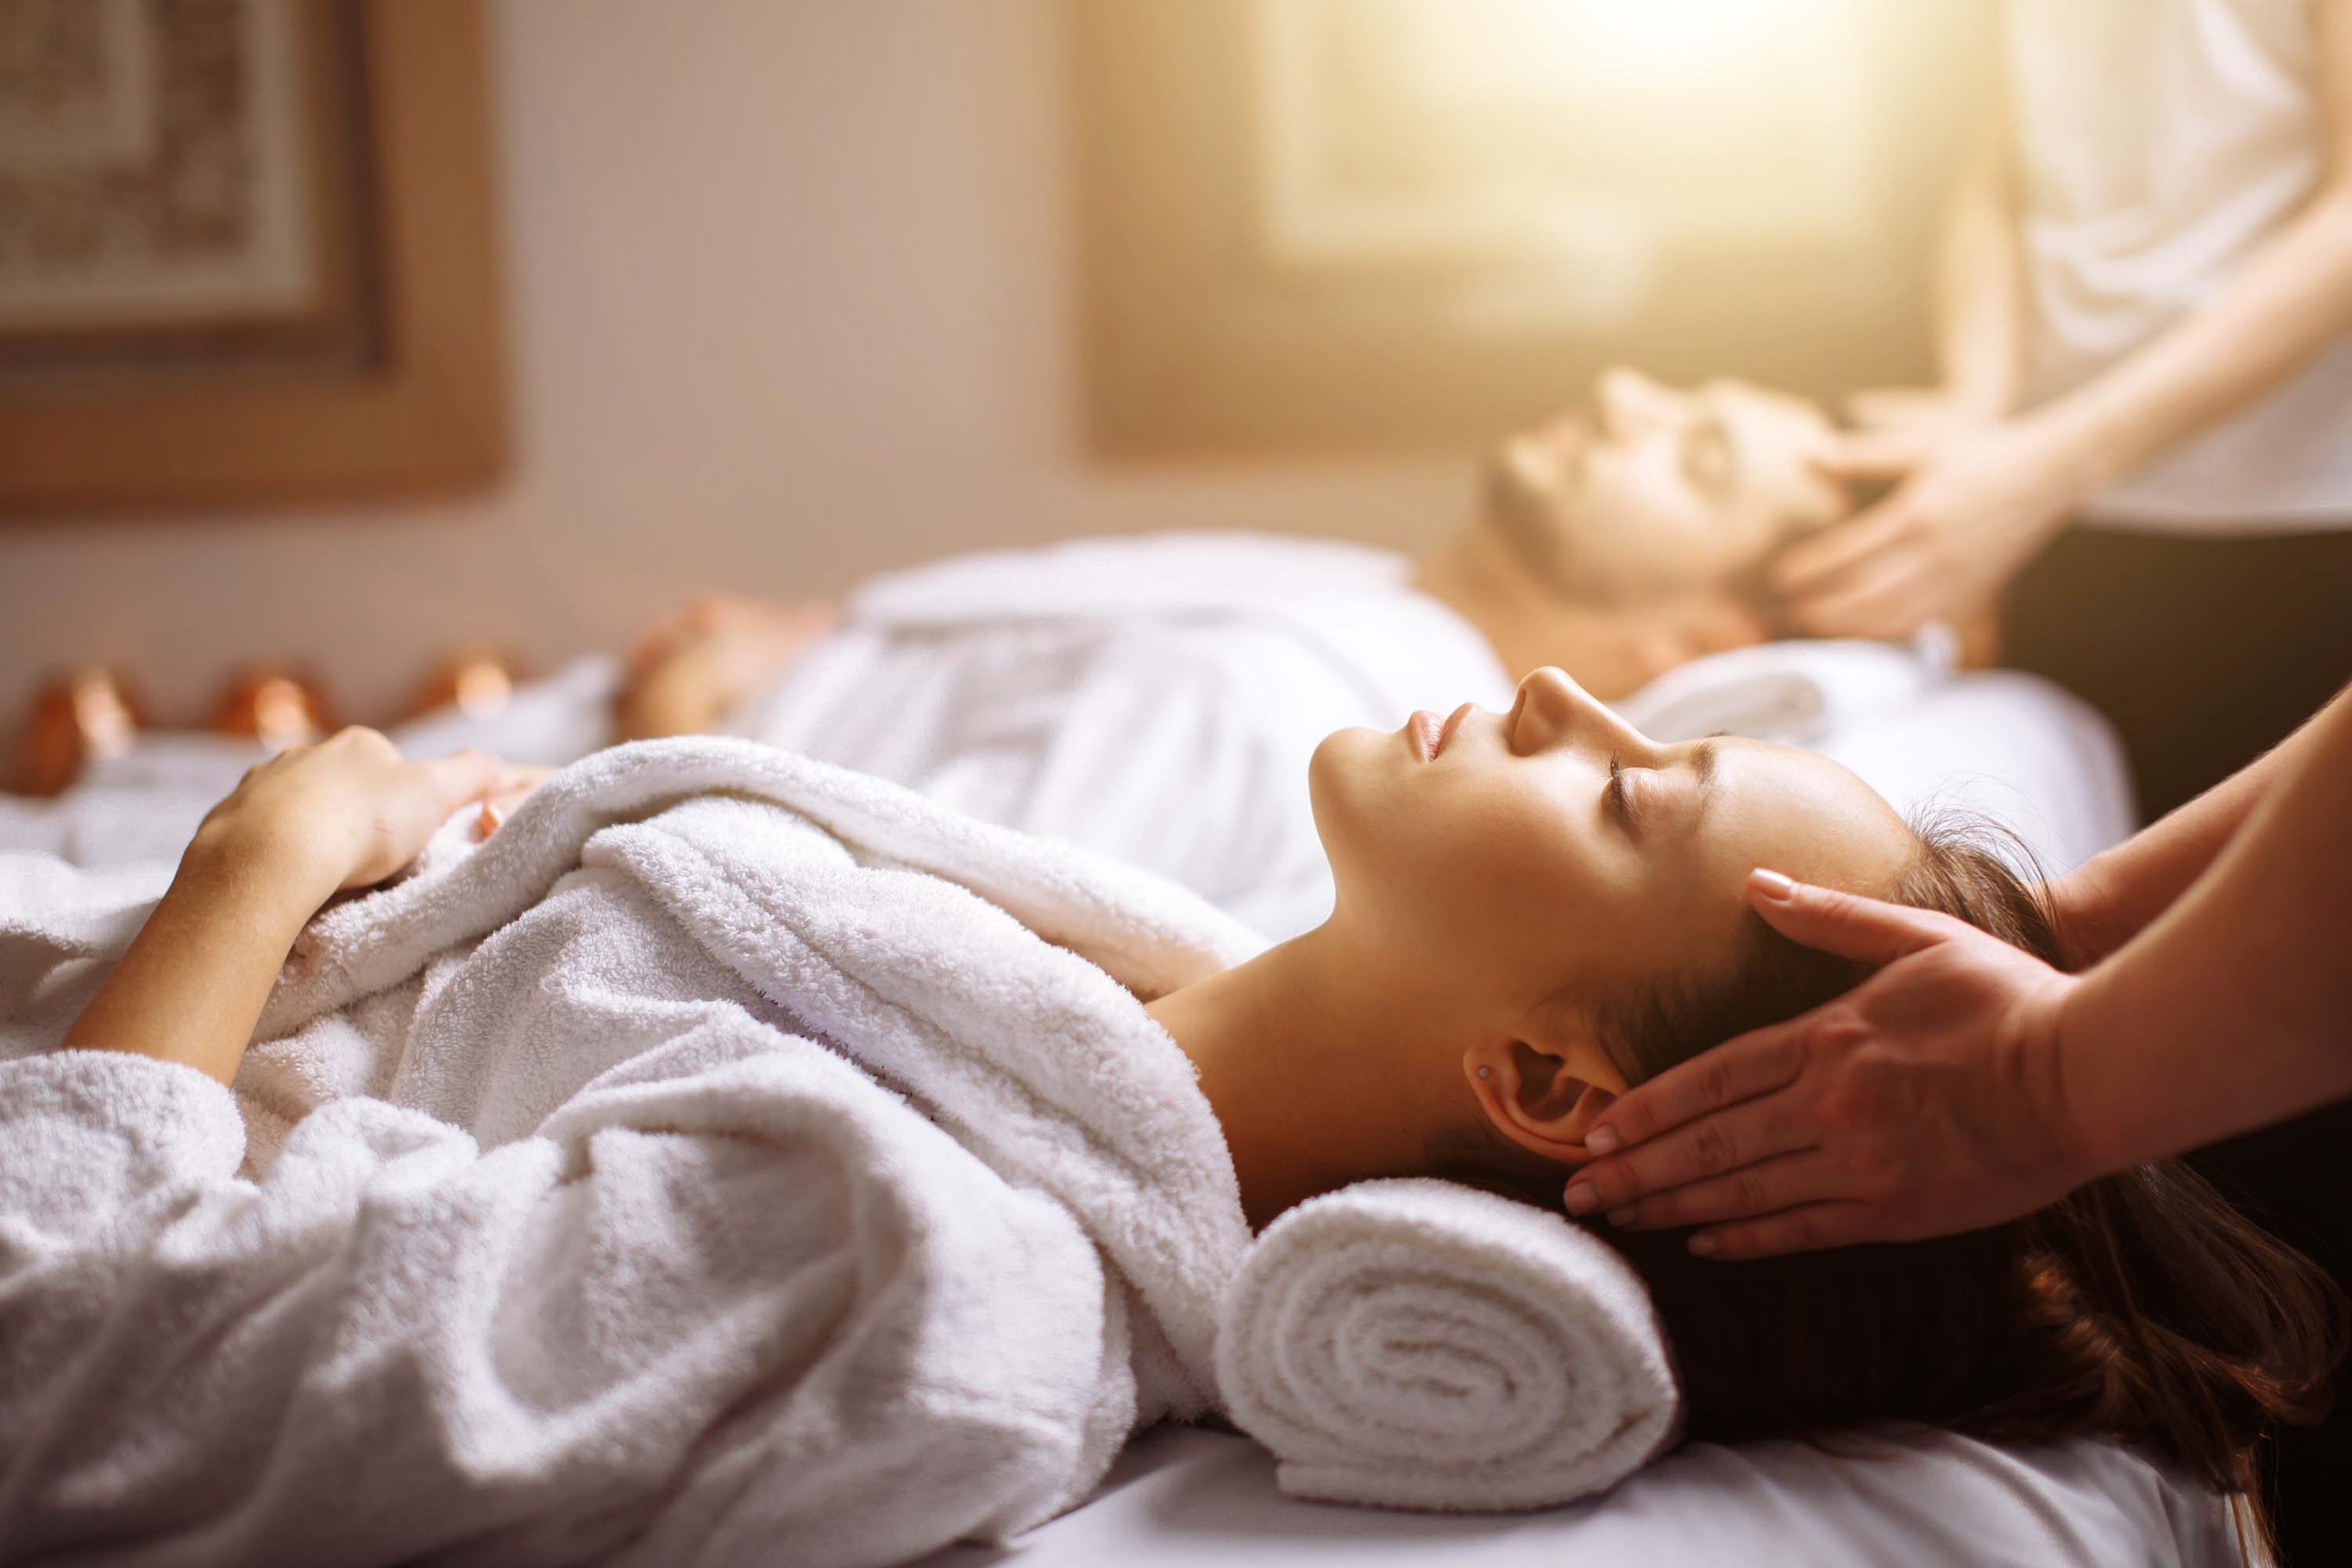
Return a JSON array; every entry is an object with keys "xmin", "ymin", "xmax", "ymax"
[{"xmin": 0, "ymin": 0, "xmax": 506, "ymax": 514}]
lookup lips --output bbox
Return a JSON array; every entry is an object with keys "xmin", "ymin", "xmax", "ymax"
[
  {"xmin": 1408, "ymin": 710, "xmax": 1443, "ymax": 760},
  {"xmin": 1408, "ymin": 703, "xmax": 1475, "ymax": 760},
  {"xmin": 1434, "ymin": 702, "xmax": 1473, "ymax": 758}
]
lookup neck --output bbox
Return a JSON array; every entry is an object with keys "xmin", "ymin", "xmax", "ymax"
[
  {"xmin": 1145, "ymin": 923, "xmax": 1457, "ymax": 1229},
  {"xmin": 1410, "ymin": 523, "xmax": 1768, "ymax": 697}
]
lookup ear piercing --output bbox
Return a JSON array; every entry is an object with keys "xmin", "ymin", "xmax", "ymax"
[{"xmin": 1477, "ymin": 1066, "xmax": 1492, "ymax": 1080}]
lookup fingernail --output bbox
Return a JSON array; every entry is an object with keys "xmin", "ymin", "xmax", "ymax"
[
  {"xmin": 1689, "ymin": 1233, "xmax": 1721, "ymax": 1257},
  {"xmin": 1607, "ymin": 1207, "xmax": 1637, "ymax": 1228},
  {"xmin": 1563, "ymin": 1183, "xmax": 1599, "ymax": 1214},
  {"xmin": 1750, "ymin": 868, "xmax": 1795, "ymax": 900},
  {"xmin": 1584, "ymin": 1127, "xmax": 1620, "ymax": 1156}
]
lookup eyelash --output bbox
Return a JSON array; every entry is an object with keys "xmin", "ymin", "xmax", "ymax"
[{"xmin": 1607, "ymin": 753, "xmax": 1628, "ymax": 815}]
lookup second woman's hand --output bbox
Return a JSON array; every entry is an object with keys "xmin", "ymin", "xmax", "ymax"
[
  {"xmin": 62, "ymin": 731, "xmax": 514, "ymax": 1087},
  {"xmin": 194, "ymin": 728, "xmax": 511, "ymax": 909},
  {"xmin": 1562, "ymin": 869, "xmax": 2098, "ymax": 1259}
]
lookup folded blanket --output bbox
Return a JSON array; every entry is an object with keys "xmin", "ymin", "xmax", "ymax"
[
  {"xmin": 1, "ymin": 738, "xmax": 1261, "ymax": 1566},
  {"xmin": 1217, "ymin": 1178, "xmax": 1682, "ymax": 1512}
]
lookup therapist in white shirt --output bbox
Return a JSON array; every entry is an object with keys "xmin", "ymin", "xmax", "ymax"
[{"xmin": 1777, "ymin": 0, "xmax": 2352, "ymax": 823}]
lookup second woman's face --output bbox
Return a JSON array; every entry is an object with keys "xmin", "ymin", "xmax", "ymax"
[{"xmin": 1308, "ymin": 668, "xmax": 1916, "ymax": 1012}]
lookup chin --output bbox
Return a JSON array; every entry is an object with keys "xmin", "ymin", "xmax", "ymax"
[
  {"xmin": 1305, "ymin": 727, "xmax": 1390, "ymax": 871},
  {"xmin": 1305, "ymin": 726, "xmax": 1363, "ymax": 811}
]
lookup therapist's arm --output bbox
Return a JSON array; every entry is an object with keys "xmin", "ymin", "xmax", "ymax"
[
  {"xmin": 1784, "ymin": 2, "xmax": 2352, "ymax": 637},
  {"xmin": 2045, "ymin": 707, "xmax": 2318, "ymax": 965},
  {"xmin": 1843, "ymin": 57, "xmax": 2020, "ymax": 430},
  {"xmin": 2020, "ymin": 0, "xmax": 2352, "ymax": 495},
  {"xmin": 1932, "ymin": 65, "xmax": 2022, "ymax": 419},
  {"xmin": 1564, "ymin": 681, "xmax": 2352, "ymax": 1258},
  {"xmin": 2055, "ymin": 677, "xmax": 2352, "ymax": 1174}
]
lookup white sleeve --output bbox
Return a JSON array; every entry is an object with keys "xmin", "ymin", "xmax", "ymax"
[{"xmin": 0, "ymin": 1025, "xmax": 1116, "ymax": 1566}]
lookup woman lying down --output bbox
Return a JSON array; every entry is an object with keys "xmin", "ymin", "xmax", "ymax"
[{"xmin": 0, "ymin": 668, "xmax": 2333, "ymax": 1565}]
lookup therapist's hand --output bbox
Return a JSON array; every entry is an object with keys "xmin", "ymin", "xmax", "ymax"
[
  {"xmin": 1774, "ymin": 419, "xmax": 2084, "ymax": 640},
  {"xmin": 1562, "ymin": 870, "xmax": 2095, "ymax": 1259}
]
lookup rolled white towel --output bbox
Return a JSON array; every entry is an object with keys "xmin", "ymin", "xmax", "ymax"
[{"xmin": 1215, "ymin": 1178, "xmax": 1681, "ymax": 1512}]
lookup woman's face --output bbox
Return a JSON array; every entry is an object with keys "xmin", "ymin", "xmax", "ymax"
[
  {"xmin": 1308, "ymin": 666, "xmax": 1916, "ymax": 1018},
  {"xmin": 1484, "ymin": 368, "xmax": 1847, "ymax": 601}
]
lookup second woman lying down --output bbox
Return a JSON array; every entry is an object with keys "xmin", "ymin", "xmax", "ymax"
[{"xmin": 0, "ymin": 668, "xmax": 2334, "ymax": 1565}]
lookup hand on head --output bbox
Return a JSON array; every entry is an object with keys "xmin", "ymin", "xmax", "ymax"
[
  {"xmin": 1772, "ymin": 394, "xmax": 2089, "ymax": 641},
  {"xmin": 1564, "ymin": 868, "xmax": 2093, "ymax": 1259}
]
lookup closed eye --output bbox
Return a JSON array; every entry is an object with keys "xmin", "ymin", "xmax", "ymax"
[
  {"xmin": 1682, "ymin": 418, "xmax": 1733, "ymax": 497},
  {"xmin": 1607, "ymin": 753, "xmax": 1630, "ymax": 819}
]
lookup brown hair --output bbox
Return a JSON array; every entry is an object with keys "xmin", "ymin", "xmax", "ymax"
[{"xmin": 1439, "ymin": 817, "xmax": 2343, "ymax": 1541}]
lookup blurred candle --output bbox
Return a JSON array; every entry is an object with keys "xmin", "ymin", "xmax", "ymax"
[
  {"xmin": 404, "ymin": 644, "xmax": 523, "ymax": 721},
  {"xmin": 19, "ymin": 667, "xmax": 141, "ymax": 797},
  {"xmin": 212, "ymin": 668, "xmax": 334, "ymax": 751}
]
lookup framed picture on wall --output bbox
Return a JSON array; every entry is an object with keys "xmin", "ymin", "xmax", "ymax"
[{"xmin": 0, "ymin": 0, "xmax": 505, "ymax": 514}]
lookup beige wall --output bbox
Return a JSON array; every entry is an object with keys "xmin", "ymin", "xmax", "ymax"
[{"xmin": 0, "ymin": 0, "xmax": 1470, "ymax": 756}]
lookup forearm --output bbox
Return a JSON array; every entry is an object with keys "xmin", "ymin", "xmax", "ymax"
[
  {"xmin": 2025, "ymin": 186, "xmax": 2352, "ymax": 491},
  {"xmin": 2048, "ymin": 756, "xmax": 2281, "ymax": 962},
  {"xmin": 2055, "ymin": 681, "xmax": 2352, "ymax": 1173},
  {"xmin": 60, "ymin": 825, "xmax": 335, "ymax": 1086},
  {"xmin": 1934, "ymin": 99, "xmax": 2022, "ymax": 415},
  {"xmin": 2050, "ymin": 682, "xmax": 2352, "ymax": 959}
]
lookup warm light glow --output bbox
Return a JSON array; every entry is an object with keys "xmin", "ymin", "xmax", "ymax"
[
  {"xmin": 1253, "ymin": 0, "xmax": 1872, "ymax": 322},
  {"xmin": 1405, "ymin": 0, "xmax": 1830, "ymax": 100}
]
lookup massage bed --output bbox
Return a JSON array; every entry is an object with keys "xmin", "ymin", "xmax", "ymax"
[
  {"xmin": 2, "ymin": 544, "xmax": 2188, "ymax": 1562},
  {"xmin": 1, "ymin": 681, "xmax": 2205, "ymax": 1565},
  {"xmin": 918, "ymin": 1425, "xmax": 2242, "ymax": 1568}
]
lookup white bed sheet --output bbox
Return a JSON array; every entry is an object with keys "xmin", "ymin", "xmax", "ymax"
[
  {"xmin": 922, "ymin": 1425, "xmax": 2241, "ymax": 1568},
  {"xmin": 2, "ymin": 662, "xmax": 2181, "ymax": 1564}
]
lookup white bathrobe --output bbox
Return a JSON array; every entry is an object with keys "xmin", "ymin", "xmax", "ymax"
[{"xmin": 0, "ymin": 739, "xmax": 1261, "ymax": 1567}]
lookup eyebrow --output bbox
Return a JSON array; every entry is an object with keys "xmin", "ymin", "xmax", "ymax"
[
  {"xmin": 1616, "ymin": 736, "xmax": 1722, "ymax": 843},
  {"xmin": 1688, "ymin": 738, "xmax": 1722, "ymax": 837}
]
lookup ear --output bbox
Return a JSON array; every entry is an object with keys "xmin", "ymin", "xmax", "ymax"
[{"xmin": 1461, "ymin": 1025, "xmax": 1628, "ymax": 1167}]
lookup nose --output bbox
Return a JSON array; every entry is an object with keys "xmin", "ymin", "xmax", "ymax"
[
  {"xmin": 1511, "ymin": 666, "xmax": 1637, "ymax": 757},
  {"xmin": 1595, "ymin": 367, "xmax": 1680, "ymax": 441}
]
